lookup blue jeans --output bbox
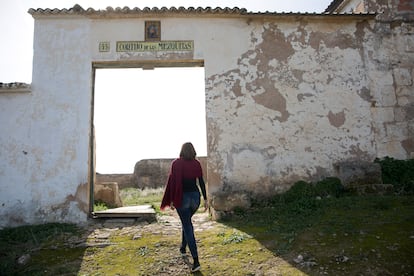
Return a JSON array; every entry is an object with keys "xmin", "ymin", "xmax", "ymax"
[{"xmin": 176, "ymin": 191, "xmax": 200, "ymax": 259}]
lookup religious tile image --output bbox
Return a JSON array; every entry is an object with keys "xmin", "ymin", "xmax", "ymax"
[{"xmin": 145, "ymin": 21, "xmax": 161, "ymax": 41}]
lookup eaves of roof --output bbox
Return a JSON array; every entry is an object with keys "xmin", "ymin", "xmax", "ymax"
[{"xmin": 28, "ymin": 4, "xmax": 376, "ymax": 19}]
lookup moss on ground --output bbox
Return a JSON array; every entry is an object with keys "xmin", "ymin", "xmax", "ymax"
[{"xmin": 1, "ymin": 195, "xmax": 413, "ymax": 275}]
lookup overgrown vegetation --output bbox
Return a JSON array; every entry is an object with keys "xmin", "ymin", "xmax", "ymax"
[
  {"xmin": 3, "ymin": 194, "xmax": 412, "ymax": 275},
  {"xmin": 0, "ymin": 223, "xmax": 81, "ymax": 275},
  {"xmin": 93, "ymin": 187, "xmax": 164, "ymax": 212},
  {"xmin": 375, "ymin": 156, "xmax": 414, "ymax": 194},
  {"xmin": 2, "ymin": 158, "xmax": 413, "ymax": 275},
  {"xmin": 120, "ymin": 187, "xmax": 164, "ymax": 212},
  {"xmin": 93, "ymin": 200, "xmax": 109, "ymax": 211}
]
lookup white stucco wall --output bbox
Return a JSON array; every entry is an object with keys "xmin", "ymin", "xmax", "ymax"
[
  {"xmin": 0, "ymin": 6, "xmax": 413, "ymax": 227},
  {"xmin": 0, "ymin": 17, "xmax": 92, "ymax": 228}
]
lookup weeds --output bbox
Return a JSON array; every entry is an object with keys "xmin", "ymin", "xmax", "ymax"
[
  {"xmin": 120, "ymin": 187, "xmax": 164, "ymax": 207},
  {"xmin": 222, "ymin": 230, "xmax": 251, "ymax": 244},
  {"xmin": 94, "ymin": 201, "xmax": 109, "ymax": 211},
  {"xmin": 2, "ymin": 161, "xmax": 414, "ymax": 275},
  {"xmin": 0, "ymin": 223, "xmax": 80, "ymax": 275},
  {"xmin": 0, "ymin": 223, "xmax": 78, "ymax": 245},
  {"xmin": 375, "ymin": 156, "xmax": 414, "ymax": 194},
  {"xmin": 138, "ymin": 246, "xmax": 149, "ymax": 256},
  {"xmin": 1, "ymin": 195, "xmax": 413, "ymax": 275},
  {"xmin": 94, "ymin": 187, "xmax": 164, "ymax": 213}
]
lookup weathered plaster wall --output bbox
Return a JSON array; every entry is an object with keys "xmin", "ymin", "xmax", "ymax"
[
  {"xmin": 206, "ymin": 18, "xmax": 380, "ymax": 198},
  {"xmin": 0, "ymin": 18, "xmax": 92, "ymax": 228},
  {"xmin": 1, "ymin": 4, "xmax": 413, "ymax": 226}
]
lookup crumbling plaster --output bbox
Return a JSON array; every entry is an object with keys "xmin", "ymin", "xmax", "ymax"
[{"xmin": 206, "ymin": 18, "xmax": 379, "ymax": 196}]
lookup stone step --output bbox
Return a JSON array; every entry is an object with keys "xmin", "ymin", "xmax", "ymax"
[{"xmin": 93, "ymin": 205, "xmax": 156, "ymax": 222}]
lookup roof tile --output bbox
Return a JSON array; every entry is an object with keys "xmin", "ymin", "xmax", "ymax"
[{"xmin": 28, "ymin": 4, "xmax": 374, "ymax": 17}]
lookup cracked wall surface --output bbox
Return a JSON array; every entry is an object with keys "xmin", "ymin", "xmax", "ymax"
[{"xmin": 1, "ymin": 2, "xmax": 413, "ymax": 226}]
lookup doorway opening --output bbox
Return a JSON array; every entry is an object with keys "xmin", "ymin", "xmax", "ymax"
[{"xmin": 90, "ymin": 62, "xmax": 206, "ymax": 217}]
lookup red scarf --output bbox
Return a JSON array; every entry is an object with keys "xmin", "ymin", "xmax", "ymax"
[{"xmin": 160, "ymin": 158, "xmax": 202, "ymax": 209}]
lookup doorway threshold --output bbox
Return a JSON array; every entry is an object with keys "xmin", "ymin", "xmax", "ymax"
[{"xmin": 92, "ymin": 205, "xmax": 156, "ymax": 220}]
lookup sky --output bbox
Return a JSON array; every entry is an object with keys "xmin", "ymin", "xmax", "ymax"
[{"xmin": 1, "ymin": 0, "xmax": 332, "ymax": 173}]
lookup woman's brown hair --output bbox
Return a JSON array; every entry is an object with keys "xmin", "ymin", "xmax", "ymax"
[{"xmin": 179, "ymin": 142, "xmax": 197, "ymax": 160}]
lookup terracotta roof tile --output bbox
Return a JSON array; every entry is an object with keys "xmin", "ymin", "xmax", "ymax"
[{"xmin": 28, "ymin": 4, "xmax": 375, "ymax": 18}]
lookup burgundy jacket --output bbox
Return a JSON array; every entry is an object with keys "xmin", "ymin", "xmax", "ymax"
[{"xmin": 160, "ymin": 158, "xmax": 203, "ymax": 209}]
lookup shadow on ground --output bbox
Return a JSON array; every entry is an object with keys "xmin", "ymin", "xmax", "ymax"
[
  {"xmin": 1, "ymin": 195, "xmax": 413, "ymax": 275},
  {"xmin": 217, "ymin": 195, "xmax": 414, "ymax": 275}
]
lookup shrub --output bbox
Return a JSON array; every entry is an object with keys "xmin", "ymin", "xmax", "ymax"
[
  {"xmin": 0, "ymin": 223, "xmax": 78, "ymax": 244},
  {"xmin": 375, "ymin": 157, "xmax": 414, "ymax": 194},
  {"xmin": 253, "ymin": 177, "xmax": 345, "ymax": 209},
  {"xmin": 314, "ymin": 177, "xmax": 344, "ymax": 197},
  {"xmin": 282, "ymin": 180, "xmax": 315, "ymax": 203}
]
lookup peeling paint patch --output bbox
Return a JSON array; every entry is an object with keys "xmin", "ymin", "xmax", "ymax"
[
  {"xmin": 358, "ymin": 87, "xmax": 372, "ymax": 102},
  {"xmin": 348, "ymin": 144, "xmax": 370, "ymax": 160},
  {"xmin": 260, "ymin": 24, "xmax": 295, "ymax": 63},
  {"xmin": 328, "ymin": 110, "xmax": 346, "ymax": 128},
  {"xmin": 297, "ymin": 93, "xmax": 314, "ymax": 102},
  {"xmin": 305, "ymin": 146, "xmax": 312, "ymax": 152},
  {"xmin": 253, "ymin": 86, "xmax": 289, "ymax": 122},
  {"xmin": 401, "ymin": 138, "xmax": 414, "ymax": 155},
  {"xmin": 309, "ymin": 31, "xmax": 357, "ymax": 51},
  {"xmin": 233, "ymin": 79, "xmax": 243, "ymax": 97},
  {"xmin": 292, "ymin": 69, "xmax": 304, "ymax": 83},
  {"xmin": 53, "ymin": 182, "xmax": 89, "ymax": 216}
]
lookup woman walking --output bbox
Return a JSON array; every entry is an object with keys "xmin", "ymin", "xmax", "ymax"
[{"xmin": 161, "ymin": 142, "xmax": 208, "ymax": 273}]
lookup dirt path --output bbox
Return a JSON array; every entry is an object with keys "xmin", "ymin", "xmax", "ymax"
[{"xmin": 81, "ymin": 211, "xmax": 218, "ymax": 275}]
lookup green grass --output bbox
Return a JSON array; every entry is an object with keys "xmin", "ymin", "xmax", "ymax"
[
  {"xmin": 222, "ymin": 194, "xmax": 414, "ymax": 275},
  {"xmin": 93, "ymin": 187, "xmax": 164, "ymax": 212},
  {"xmin": 2, "ymin": 194, "xmax": 413, "ymax": 275},
  {"xmin": 375, "ymin": 157, "xmax": 414, "ymax": 194},
  {"xmin": 120, "ymin": 187, "xmax": 163, "ymax": 208},
  {"xmin": 0, "ymin": 223, "xmax": 82, "ymax": 275},
  {"xmin": 93, "ymin": 201, "xmax": 109, "ymax": 211},
  {"xmin": 4, "ymin": 165, "xmax": 414, "ymax": 275}
]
